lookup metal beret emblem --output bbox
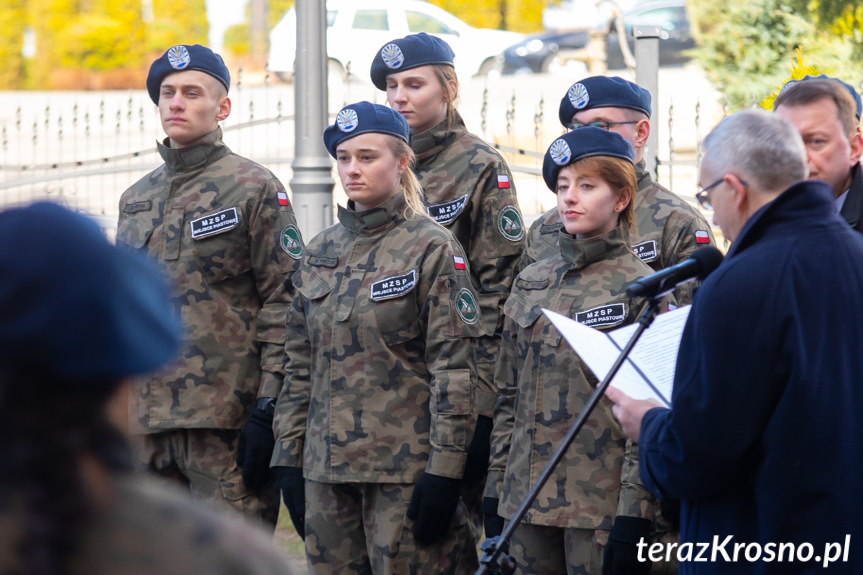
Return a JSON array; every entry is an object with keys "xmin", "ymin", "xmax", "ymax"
[
  {"xmin": 381, "ymin": 43, "xmax": 405, "ymax": 70},
  {"xmin": 167, "ymin": 45, "xmax": 191, "ymax": 70},
  {"xmin": 568, "ymin": 82, "xmax": 590, "ymax": 110},
  {"xmin": 336, "ymin": 109, "xmax": 359, "ymax": 133},
  {"xmin": 550, "ymin": 139, "xmax": 572, "ymax": 166}
]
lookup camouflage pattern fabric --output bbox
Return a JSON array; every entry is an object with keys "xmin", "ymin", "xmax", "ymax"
[
  {"xmin": 116, "ymin": 127, "xmax": 303, "ymax": 432},
  {"xmin": 486, "ymin": 227, "xmax": 673, "ymax": 530},
  {"xmin": 519, "ymin": 162, "xmax": 715, "ymax": 306},
  {"xmin": 0, "ymin": 474, "xmax": 298, "ymax": 575},
  {"xmin": 271, "ymin": 191, "xmax": 483, "ymax": 483},
  {"xmin": 134, "ymin": 429, "xmax": 279, "ymax": 527},
  {"xmin": 510, "ymin": 523, "xmax": 607, "ymax": 575},
  {"xmin": 412, "ymin": 111, "xmax": 525, "ymax": 418},
  {"xmin": 304, "ymin": 480, "xmax": 471, "ymax": 574}
]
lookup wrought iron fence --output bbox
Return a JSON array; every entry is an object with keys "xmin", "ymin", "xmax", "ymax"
[{"xmin": 0, "ymin": 66, "xmax": 722, "ymax": 234}]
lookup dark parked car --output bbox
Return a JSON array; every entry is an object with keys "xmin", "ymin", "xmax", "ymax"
[{"xmin": 498, "ymin": 0, "xmax": 694, "ymax": 75}]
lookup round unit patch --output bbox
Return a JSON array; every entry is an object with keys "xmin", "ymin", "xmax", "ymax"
[
  {"xmin": 381, "ymin": 43, "xmax": 405, "ymax": 70},
  {"xmin": 336, "ymin": 109, "xmax": 359, "ymax": 133},
  {"xmin": 168, "ymin": 45, "xmax": 191, "ymax": 70},
  {"xmin": 498, "ymin": 206, "xmax": 525, "ymax": 242},
  {"xmin": 455, "ymin": 288, "xmax": 480, "ymax": 325},
  {"xmin": 280, "ymin": 224, "xmax": 304, "ymax": 259},
  {"xmin": 550, "ymin": 138, "xmax": 572, "ymax": 166},
  {"xmin": 567, "ymin": 82, "xmax": 590, "ymax": 110}
]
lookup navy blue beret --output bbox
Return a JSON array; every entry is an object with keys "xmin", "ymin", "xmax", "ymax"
[
  {"xmin": 558, "ymin": 76, "xmax": 652, "ymax": 126},
  {"xmin": 370, "ymin": 33, "xmax": 455, "ymax": 90},
  {"xmin": 147, "ymin": 44, "xmax": 231, "ymax": 105},
  {"xmin": 780, "ymin": 74, "xmax": 862, "ymax": 119},
  {"xmin": 0, "ymin": 202, "xmax": 180, "ymax": 381},
  {"xmin": 542, "ymin": 126, "xmax": 634, "ymax": 191},
  {"xmin": 323, "ymin": 101, "xmax": 410, "ymax": 158}
]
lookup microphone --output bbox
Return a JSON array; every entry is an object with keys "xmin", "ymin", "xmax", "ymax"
[{"xmin": 626, "ymin": 245, "xmax": 723, "ymax": 299}]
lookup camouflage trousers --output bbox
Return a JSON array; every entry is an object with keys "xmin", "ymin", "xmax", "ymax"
[
  {"xmin": 509, "ymin": 523, "xmax": 608, "ymax": 575},
  {"xmin": 133, "ymin": 429, "xmax": 280, "ymax": 529},
  {"xmin": 304, "ymin": 480, "xmax": 472, "ymax": 575}
]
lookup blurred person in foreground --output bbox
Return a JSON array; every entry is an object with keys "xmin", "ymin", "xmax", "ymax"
[
  {"xmin": 773, "ymin": 75, "xmax": 863, "ymax": 234},
  {"xmin": 606, "ymin": 109, "xmax": 863, "ymax": 573},
  {"xmin": 0, "ymin": 202, "xmax": 298, "ymax": 575}
]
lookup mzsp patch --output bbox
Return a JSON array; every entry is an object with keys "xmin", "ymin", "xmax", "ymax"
[
  {"xmin": 632, "ymin": 240, "xmax": 658, "ymax": 262},
  {"xmin": 280, "ymin": 225, "xmax": 303, "ymax": 259},
  {"xmin": 370, "ymin": 270, "xmax": 417, "ymax": 301},
  {"xmin": 575, "ymin": 303, "xmax": 626, "ymax": 328},
  {"xmin": 428, "ymin": 194, "xmax": 468, "ymax": 225},
  {"xmin": 190, "ymin": 207, "xmax": 239, "ymax": 239},
  {"xmin": 498, "ymin": 206, "xmax": 525, "ymax": 242},
  {"xmin": 455, "ymin": 288, "xmax": 480, "ymax": 325}
]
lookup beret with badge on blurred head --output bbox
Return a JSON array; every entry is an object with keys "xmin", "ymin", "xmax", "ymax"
[
  {"xmin": 146, "ymin": 44, "xmax": 231, "ymax": 106},
  {"xmin": 323, "ymin": 101, "xmax": 410, "ymax": 158},
  {"xmin": 370, "ymin": 32, "xmax": 455, "ymax": 91},
  {"xmin": 558, "ymin": 75, "xmax": 652, "ymax": 127}
]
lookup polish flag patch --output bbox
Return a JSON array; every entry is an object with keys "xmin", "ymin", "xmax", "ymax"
[
  {"xmin": 277, "ymin": 190, "xmax": 289, "ymax": 206},
  {"xmin": 453, "ymin": 255, "xmax": 467, "ymax": 270},
  {"xmin": 497, "ymin": 174, "xmax": 511, "ymax": 189},
  {"xmin": 695, "ymin": 230, "xmax": 710, "ymax": 244}
]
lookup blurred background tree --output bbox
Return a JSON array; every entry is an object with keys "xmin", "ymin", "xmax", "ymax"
[
  {"xmin": 428, "ymin": 0, "xmax": 544, "ymax": 33},
  {"xmin": 0, "ymin": 0, "xmax": 26, "ymax": 89},
  {"xmin": 688, "ymin": 0, "xmax": 862, "ymax": 110}
]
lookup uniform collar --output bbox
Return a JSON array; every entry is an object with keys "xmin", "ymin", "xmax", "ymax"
[
  {"xmin": 157, "ymin": 127, "xmax": 229, "ymax": 173},
  {"xmin": 337, "ymin": 191, "xmax": 409, "ymax": 235},
  {"xmin": 410, "ymin": 111, "xmax": 467, "ymax": 160},
  {"xmin": 558, "ymin": 226, "xmax": 630, "ymax": 268}
]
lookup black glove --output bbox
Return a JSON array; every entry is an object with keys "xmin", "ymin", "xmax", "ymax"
[
  {"xmin": 463, "ymin": 415, "xmax": 493, "ymax": 485},
  {"xmin": 481, "ymin": 496, "xmax": 504, "ymax": 538},
  {"xmin": 237, "ymin": 406, "xmax": 276, "ymax": 491},
  {"xmin": 407, "ymin": 472, "xmax": 461, "ymax": 546},
  {"xmin": 660, "ymin": 497, "xmax": 681, "ymax": 531},
  {"xmin": 603, "ymin": 516, "xmax": 652, "ymax": 575},
  {"xmin": 274, "ymin": 466, "xmax": 306, "ymax": 539}
]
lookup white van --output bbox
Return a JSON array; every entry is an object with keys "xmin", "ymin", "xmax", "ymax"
[{"xmin": 268, "ymin": 0, "xmax": 524, "ymax": 82}]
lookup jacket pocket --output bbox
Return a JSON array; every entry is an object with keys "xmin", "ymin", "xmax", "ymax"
[{"xmin": 191, "ymin": 208, "xmax": 251, "ymax": 284}]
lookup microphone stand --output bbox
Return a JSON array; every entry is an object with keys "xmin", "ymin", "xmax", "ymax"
[{"xmin": 476, "ymin": 296, "xmax": 664, "ymax": 575}]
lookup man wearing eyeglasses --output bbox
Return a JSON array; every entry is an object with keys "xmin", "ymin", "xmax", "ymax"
[
  {"xmin": 772, "ymin": 75, "xmax": 863, "ymax": 234},
  {"xmin": 607, "ymin": 108, "xmax": 863, "ymax": 574},
  {"xmin": 521, "ymin": 76, "xmax": 715, "ymax": 306}
]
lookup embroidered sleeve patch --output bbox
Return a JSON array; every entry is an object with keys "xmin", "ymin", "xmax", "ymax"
[
  {"xmin": 190, "ymin": 207, "xmax": 240, "ymax": 239},
  {"xmin": 498, "ymin": 206, "xmax": 525, "ymax": 242},
  {"xmin": 695, "ymin": 230, "xmax": 711, "ymax": 244},
  {"xmin": 453, "ymin": 255, "xmax": 467, "ymax": 270},
  {"xmin": 455, "ymin": 288, "xmax": 480, "ymax": 325},
  {"xmin": 575, "ymin": 303, "xmax": 627, "ymax": 328},
  {"xmin": 632, "ymin": 240, "xmax": 658, "ymax": 262},
  {"xmin": 497, "ymin": 174, "xmax": 511, "ymax": 189},
  {"xmin": 427, "ymin": 194, "xmax": 469, "ymax": 226},
  {"xmin": 370, "ymin": 270, "xmax": 417, "ymax": 301},
  {"xmin": 280, "ymin": 224, "xmax": 304, "ymax": 259}
]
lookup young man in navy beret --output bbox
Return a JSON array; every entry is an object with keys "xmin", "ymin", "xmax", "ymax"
[{"xmin": 117, "ymin": 44, "xmax": 304, "ymax": 528}]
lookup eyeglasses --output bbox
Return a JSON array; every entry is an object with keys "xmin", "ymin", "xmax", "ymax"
[
  {"xmin": 564, "ymin": 120, "xmax": 639, "ymax": 131},
  {"xmin": 696, "ymin": 175, "xmax": 749, "ymax": 210}
]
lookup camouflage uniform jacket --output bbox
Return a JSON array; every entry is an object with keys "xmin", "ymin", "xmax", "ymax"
[
  {"xmin": 117, "ymin": 128, "xmax": 303, "ymax": 432},
  {"xmin": 487, "ymin": 228, "xmax": 668, "ymax": 529},
  {"xmin": 271, "ymin": 191, "xmax": 483, "ymax": 483},
  {"xmin": 0, "ymin": 474, "xmax": 299, "ymax": 575},
  {"xmin": 412, "ymin": 112, "xmax": 525, "ymax": 417},
  {"xmin": 519, "ymin": 162, "xmax": 715, "ymax": 306}
]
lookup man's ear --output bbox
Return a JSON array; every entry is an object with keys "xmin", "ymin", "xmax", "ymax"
[
  {"xmin": 848, "ymin": 126, "xmax": 863, "ymax": 167},
  {"xmin": 727, "ymin": 173, "xmax": 749, "ymax": 210},
  {"xmin": 217, "ymin": 96, "xmax": 232, "ymax": 122},
  {"xmin": 634, "ymin": 117, "xmax": 650, "ymax": 150}
]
